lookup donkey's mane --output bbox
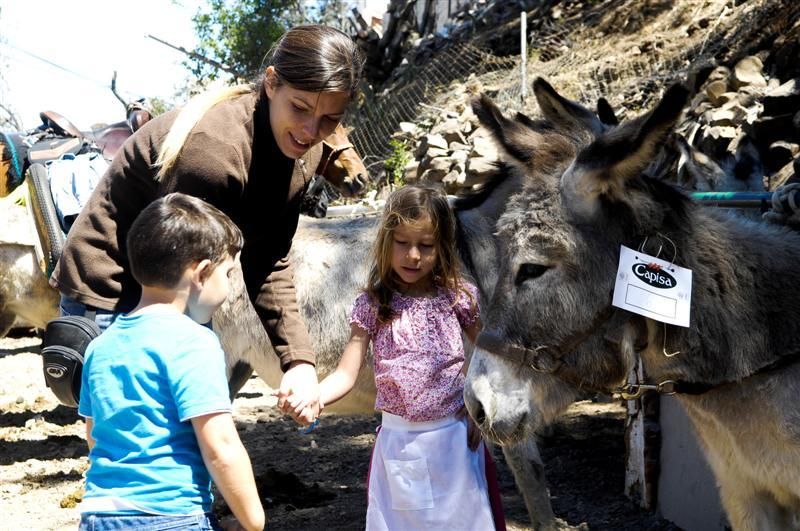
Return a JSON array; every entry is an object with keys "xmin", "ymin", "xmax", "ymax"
[
  {"xmin": 638, "ymin": 175, "xmax": 692, "ymax": 214},
  {"xmin": 614, "ymin": 175, "xmax": 694, "ymax": 233}
]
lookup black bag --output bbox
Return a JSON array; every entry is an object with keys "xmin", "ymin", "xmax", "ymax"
[
  {"xmin": 299, "ymin": 173, "xmax": 330, "ymax": 218},
  {"xmin": 41, "ymin": 316, "xmax": 101, "ymax": 408}
]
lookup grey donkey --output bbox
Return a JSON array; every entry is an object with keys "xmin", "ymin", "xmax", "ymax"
[
  {"xmin": 0, "ymin": 195, "xmax": 59, "ymax": 336},
  {"xmin": 214, "ymin": 211, "xmax": 570, "ymax": 529},
  {"xmin": 463, "ymin": 77, "xmax": 800, "ymax": 530}
]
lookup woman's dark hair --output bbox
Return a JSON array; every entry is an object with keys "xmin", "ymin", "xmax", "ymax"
[
  {"xmin": 265, "ymin": 25, "xmax": 364, "ymax": 103},
  {"xmin": 156, "ymin": 25, "xmax": 364, "ymax": 180},
  {"xmin": 127, "ymin": 193, "xmax": 243, "ymax": 288}
]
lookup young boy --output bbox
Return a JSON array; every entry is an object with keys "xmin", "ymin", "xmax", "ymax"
[{"xmin": 77, "ymin": 193, "xmax": 265, "ymax": 531}]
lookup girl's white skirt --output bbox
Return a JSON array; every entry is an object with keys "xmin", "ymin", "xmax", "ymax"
[{"xmin": 366, "ymin": 412, "xmax": 496, "ymax": 530}]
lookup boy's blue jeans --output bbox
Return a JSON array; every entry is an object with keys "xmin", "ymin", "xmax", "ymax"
[{"xmin": 79, "ymin": 512, "xmax": 221, "ymax": 530}]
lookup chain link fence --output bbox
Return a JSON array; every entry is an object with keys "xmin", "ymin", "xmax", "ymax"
[
  {"xmin": 349, "ymin": 42, "xmax": 517, "ymax": 172},
  {"xmin": 348, "ymin": 0, "xmax": 800, "ymax": 170}
]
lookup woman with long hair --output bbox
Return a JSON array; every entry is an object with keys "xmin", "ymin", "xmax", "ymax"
[{"xmin": 51, "ymin": 25, "xmax": 364, "ymax": 423}]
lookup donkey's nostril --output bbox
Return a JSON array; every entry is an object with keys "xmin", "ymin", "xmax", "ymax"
[{"xmin": 473, "ymin": 403, "xmax": 487, "ymax": 427}]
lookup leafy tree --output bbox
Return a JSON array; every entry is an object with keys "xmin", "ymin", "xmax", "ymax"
[
  {"xmin": 190, "ymin": 0, "xmax": 307, "ymax": 83},
  {"xmin": 306, "ymin": 0, "xmax": 350, "ymax": 31},
  {"xmin": 146, "ymin": 97, "xmax": 173, "ymax": 117}
]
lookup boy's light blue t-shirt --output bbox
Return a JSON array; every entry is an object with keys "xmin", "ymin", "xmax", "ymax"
[{"xmin": 78, "ymin": 310, "xmax": 232, "ymax": 515}]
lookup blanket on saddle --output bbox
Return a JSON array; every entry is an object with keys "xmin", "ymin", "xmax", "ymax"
[{"xmin": 47, "ymin": 152, "xmax": 107, "ymax": 233}]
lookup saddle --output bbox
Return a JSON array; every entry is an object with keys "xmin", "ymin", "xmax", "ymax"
[
  {"xmin": 36, "ymin": 104, "xmax": 153, "ymax": 162},
  {"xmin": 22, "ymin": 104, "xmax": 152, "ymax": 275},
  {"xmin": 39, "ymin": 111, "xmax": 83, "ymax": 139},
  {"xmin": 26, "ymin": 134, "xmax": 83, "ymax": 164}
]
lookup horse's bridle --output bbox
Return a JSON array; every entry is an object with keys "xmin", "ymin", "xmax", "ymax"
[
  {"xmin": 476, "ymin": 301, "xmax": 800, "ymax": 398},
  {"xmin": 316, "ymin": 139, "xmax": 354, "ymax": 177},
  {"xmin": 474, "ymin": 306, "xmax": 709, "ymax": 399},
  {"xmin": 475, "ymin": 304, "xmax": 615, "ymax": 375}
]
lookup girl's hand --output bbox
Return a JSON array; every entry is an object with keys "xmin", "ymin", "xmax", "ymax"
[
  {"xmin": 457, "ymin": 405, "xmax": 483, "ymax": 451},
  {"xmin": 276, "ymin": 361, "xmax": 320, "ymax": 425},
  {"xmin": 296, "ymin": 405, "xmax": 319, "ymax": 426},
  {"xmin": 274, "ymin": 392, "xmax": 322, "ymax": 425}
]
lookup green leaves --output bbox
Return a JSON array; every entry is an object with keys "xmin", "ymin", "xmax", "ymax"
[
  {"xmin": 190, "ymin": 0, "xmax": 303, "ymax": 83},
  {"xmin": 385, "ymin": 138, "xmax": 411, "ymax": 186}
]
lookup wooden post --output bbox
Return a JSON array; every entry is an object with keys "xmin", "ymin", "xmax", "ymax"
[
  {"xmin": 624, "ymin": 360, "xmax": 658, "ymax": 509},
  {"xmin": 520, "ymin": 12, "xmax": 527, "ymax": 102}
]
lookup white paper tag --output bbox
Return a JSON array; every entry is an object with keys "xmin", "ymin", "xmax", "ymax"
[{"xmin": 612, "ymin": 245, "xmax": 692, "ymax": 327}]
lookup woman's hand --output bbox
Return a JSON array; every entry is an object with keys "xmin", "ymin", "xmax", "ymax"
[{"xmin": 276, "ymin": 361, "xmax": 320, "ymax": 425}]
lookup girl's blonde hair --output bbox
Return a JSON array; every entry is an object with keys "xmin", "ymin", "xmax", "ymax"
[
  {"xmin": 154, "ymin": 25, "xmax": 364, "ymax": 181},
  {"xmin": 367, "ymin": 184, "xmax": 470, "ymax": 322}
]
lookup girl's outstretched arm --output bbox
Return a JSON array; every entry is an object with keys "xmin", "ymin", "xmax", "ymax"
[
  {"xmin": 318, "ymin": 323, "xmax": 370, "ymax": 408},
  {"xmin": 282, "ymin": 323, "xmax": 370, "ymax": 421}
]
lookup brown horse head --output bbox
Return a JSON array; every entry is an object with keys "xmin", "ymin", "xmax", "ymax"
[{"xmin": 316, "ymin": 124, "xmax": 369, "ymax": 197}]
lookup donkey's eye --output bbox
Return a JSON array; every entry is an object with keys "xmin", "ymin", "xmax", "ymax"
[{"xmin": 515, "ymin": 263, "xmax": 550, "ymax": 285}]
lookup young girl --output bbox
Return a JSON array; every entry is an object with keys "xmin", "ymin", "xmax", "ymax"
[{"xmin": 285, "ymin": 184, "xmax": 505, "ymax": 530}]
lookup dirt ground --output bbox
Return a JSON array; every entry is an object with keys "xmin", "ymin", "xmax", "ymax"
[{"xmin": 0, "ymin": 331, "xmax": 679, "ymax": 530}]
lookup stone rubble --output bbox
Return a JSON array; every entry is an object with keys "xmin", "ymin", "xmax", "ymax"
[
  {"xmin": 384, "ymin": 51, "xmax": 798, "ymax": 197},
  {"xmin": 344, "ymin": 1, "xmax": 799, "ymax": 207}
]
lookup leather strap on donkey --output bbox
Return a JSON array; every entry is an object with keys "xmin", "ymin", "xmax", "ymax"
[
  {"xmin": 616, "ymin": 349, "xmax": 800, "ymax": 399},
  {"xmin": 475, "ymin": 304, "xmax": 616, "ymax": 374},
  {"xmin": 26, "ymin": 163, "xmax": 66, "ymax": 276},
  {"xmin": 476, "ymin": 299, "xmax": 800, "ymax": 398}
]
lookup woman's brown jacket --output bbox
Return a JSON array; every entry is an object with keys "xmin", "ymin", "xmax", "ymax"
[{"xmin": 51, "ymin": 89, "xmax": 322, "ymax": 369}]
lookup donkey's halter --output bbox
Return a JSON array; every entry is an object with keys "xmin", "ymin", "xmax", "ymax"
[
  {"xmin": 317, "ymin": 139, "xmax": 354, "ymax": 177},
  {"xmin": 614, "ymin": 349, "xmax": 800, "ymax": 399},
  {"xmin": 613, "ymin": 350, "xmax": 720, "ymax": 400},
  {"xmin": 614, "ymin": 379, "xmax": 679, "ymax": 400},
  {"xmin": 475, "ymin": 304, "xmax": 615, "ymax": 375}
]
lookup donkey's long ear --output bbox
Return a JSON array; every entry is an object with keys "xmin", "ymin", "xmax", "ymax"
[
  {"xmin": 533, "ymin": 78, "xmax": 606, "ymax": 137},
  {"xmin": 471, "ymin": 94, "xmax": 537, "ymax": 164},
  {"xmin": 596, "ymin": 98, "xmax": 619, "ymax": 127},
  {"xmin": 596, "ymin": 83, "xmax": 689, "ymax": 185},
  {"xmin": 561, "ymin": 83, "xmax": 690, "ymax": 218}
]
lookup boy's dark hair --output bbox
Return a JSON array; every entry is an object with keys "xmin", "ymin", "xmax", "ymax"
[{"xmin": 127, "ymin": 193, "xmax": 244, "ymax": 288}]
